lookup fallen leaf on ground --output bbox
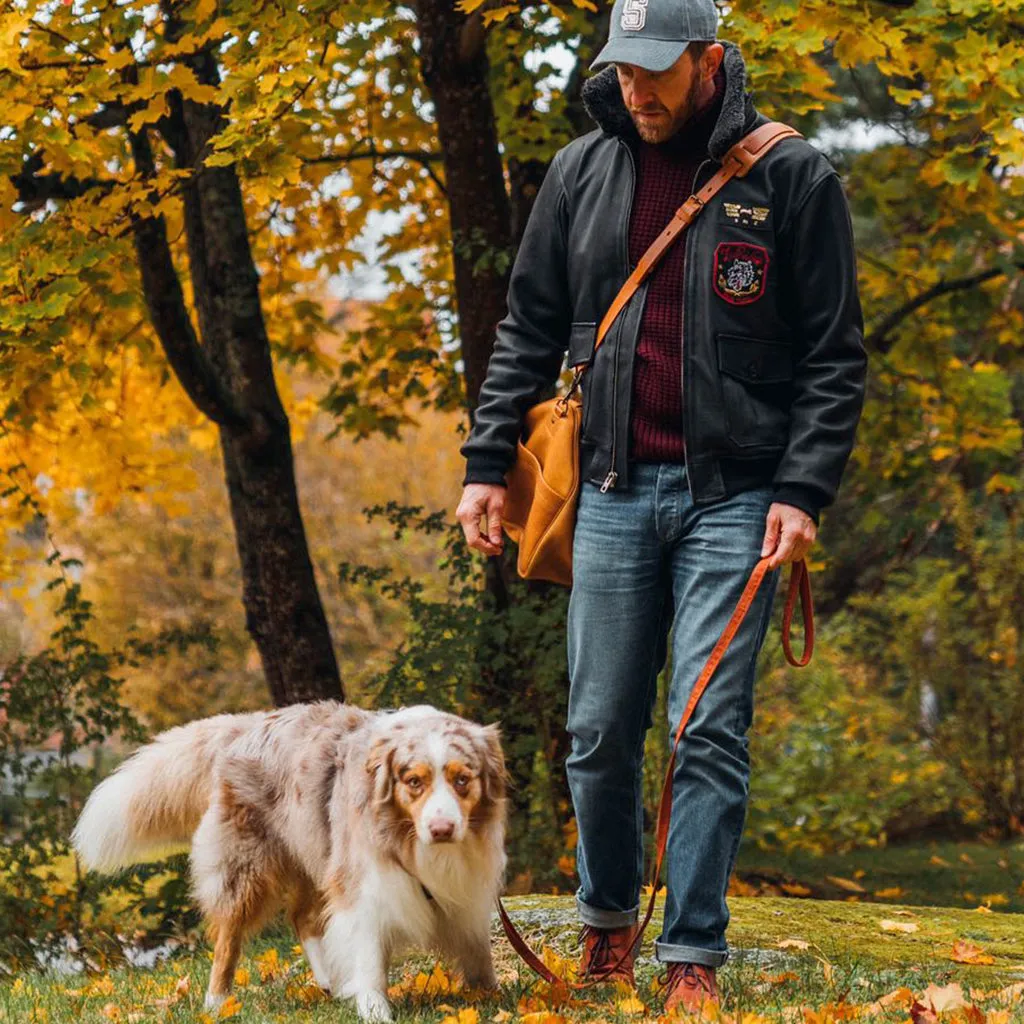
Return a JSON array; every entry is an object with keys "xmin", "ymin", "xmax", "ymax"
[
  {"xmin": 929, "ymin": 856, "xmax": 952, "ymax": 867},
  {"xmin": 763, "ymin": 971, "xmax": 799, "ymax": 985},
  {"xmin": 826, "ymin": 875, "xmax": 866, "ymax": 893},
  {"xmin": 920, "ymin": 982, "xmax": 967, "ymax": 1012},
  {"xmin": 862, "ymin": 986, "xmax": 915, "ymax": 1013},
  {"xmin": 440, "ymin": 1009, "xmax": 480, "ymax": 1024},
  {"xmin": 777, "ymin": 938, "xmax": 811, "ymax": 950},
  {"xmin": 910, "ymin": 1000, "xmax": 938, "ymax": 1024},
  {"xmin": 880, "ymin": 918, "xmax": 919, "ymax": 933},
  {"xmin": 218, "ymin": 995, "xmax": 243, "ymax": 1020},
  {"xmin": 985, "ymin": 1012, "xmax": 1012, "ymax": 1024},
  {"xmin": 873, "ymin": 886, "xmax": 904, "ymax": 898},
  {"xmin": 993, "ymin": 981, "xmax": 1024, "ymax": 1003},
  {"xmin": 979, "ymin": 893, "xmax": 1009, "ymax": 906},
  {"xmin": 950, "ymin": 939, "xmax": 995, "ymax": 965},
  {"xmin": 285, "ymin": 981, "xmax": 328, "ymax": 1004},
  {"xmin": 616, "ymin": 995, "xmax": 646, "ymax": 1014},
  {"xmin": 781, "ymin": 883, "xmax": 813, "ymax": 896},
  {"xmin": 519, "ymin": 1013, "xmax": 567, "ymax": 1024}
]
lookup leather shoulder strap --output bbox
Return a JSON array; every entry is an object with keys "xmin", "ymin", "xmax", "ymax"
[{"xmin": 579, "ymin": 121, "xmax": 803, "ymax": 367}]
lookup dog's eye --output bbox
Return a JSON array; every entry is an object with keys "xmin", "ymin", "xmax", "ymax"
[
  {"xmin": 405, "ymin": 776, "xmax": 423, "ymax": 792},
  {"xmin": 453, "ymin": 774, "xmax": 471, "ymax": 792}
]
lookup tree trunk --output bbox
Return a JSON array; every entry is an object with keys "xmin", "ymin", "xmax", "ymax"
[
  {"xmin": 122, "ymin": 22, "xmax": 344, "ymax": 708},
  {"xmin": 413, "ymin": 0, "xmax": 514, "ymax": 411}
]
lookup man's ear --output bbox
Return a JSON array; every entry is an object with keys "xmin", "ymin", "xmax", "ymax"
[
  {"xmin": 700, "ymin": 41, "xmax": 724, "ymax": 81},
  {"xmin": 478, "ymin": 722, "xmax": 509, "ymax": 802},
  {"xmin": 365, "ymin": 737, "xmax": 396, "ymax": 804}
]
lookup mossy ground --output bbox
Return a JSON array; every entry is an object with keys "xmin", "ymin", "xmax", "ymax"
[{"xmin": 1, "ymin": 893, "xmax": 1022, "ymax": 1023}]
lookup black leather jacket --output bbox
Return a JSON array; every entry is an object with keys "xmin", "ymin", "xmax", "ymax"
[{"xmin": 461, "ymin": 41, "xmax": 867, "ymax": 524}]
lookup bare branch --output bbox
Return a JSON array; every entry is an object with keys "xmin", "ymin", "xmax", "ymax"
[
  {"xmin": 867, "ymin": 262, "xmax": 1023, "ymax": 352},
  {"xmin": 304, "ymin": 146, "xmax": 447, "ymax": 194}
]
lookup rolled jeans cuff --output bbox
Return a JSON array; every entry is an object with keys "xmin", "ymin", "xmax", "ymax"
[
  {"xmin": 576, "ymin": 896, "xmax": 639, "ymax": 929},
  {"xmin": 655, "ymin": 940, "xmax": 729, "ymax": 968}
]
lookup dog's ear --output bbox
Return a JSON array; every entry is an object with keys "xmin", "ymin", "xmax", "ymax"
[
  {"xmin": 478, "ymin": 722, "xmax": 509, "ymax": 801},
  {"xmin": 365, "ymin": 736, "xmax": 396, "ymax": 805}
]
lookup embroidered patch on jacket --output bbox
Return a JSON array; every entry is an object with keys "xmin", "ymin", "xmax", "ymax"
[
  {"xmin": 713, "ymin": 242, "xmax": 770, "ymax": 305},
  {"xmin": 722, "ymin": 202, "xmax": 771, "ymax": 228}
]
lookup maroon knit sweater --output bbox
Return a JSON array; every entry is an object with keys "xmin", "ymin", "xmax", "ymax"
[{"xmin": 628, "ymin": 68, "xmax": 726, "ymax": 463}]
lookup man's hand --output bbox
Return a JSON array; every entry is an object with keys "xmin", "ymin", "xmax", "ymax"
[
  {"xmin": 760, "ymin": 502, "xmax": 816, "ymax": 570},
  {"xmin": 457, "ymin": 483, "xmax": 507, "ymax": 557}
]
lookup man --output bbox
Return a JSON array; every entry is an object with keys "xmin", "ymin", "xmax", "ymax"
[{"xmin": 456, "ymin": 0, "xmax": 866, "ymax": 1013}]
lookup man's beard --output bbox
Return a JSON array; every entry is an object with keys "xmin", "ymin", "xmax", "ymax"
[{"xmin": 630, "ymin": 71, "xmax": 706, "ymax": 144}]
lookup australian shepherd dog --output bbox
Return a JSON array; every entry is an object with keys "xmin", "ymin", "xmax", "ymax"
[{"xmin": 72, "ymin": 701, "xmax": 509, "ymax": 1021}]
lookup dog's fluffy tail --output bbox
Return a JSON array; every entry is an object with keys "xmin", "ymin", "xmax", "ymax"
[{"xmin": 72, "ymin": 713, "xmax": 256, "ymax": 872}]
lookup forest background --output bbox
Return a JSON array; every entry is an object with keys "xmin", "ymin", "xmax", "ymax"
[{"xmin": 1, "ymin": 0, "xmax": 1024, "ymax": 972}]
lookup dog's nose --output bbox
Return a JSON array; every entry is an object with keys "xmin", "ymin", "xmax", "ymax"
[{"xmin": 429, "ymin": 819, "xmax": 455, "ymax": 841}]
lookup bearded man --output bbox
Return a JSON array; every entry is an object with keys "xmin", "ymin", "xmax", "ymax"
[{"xmin": 457, "ymin": 0, "xmax": 867, "ymax": 1012}]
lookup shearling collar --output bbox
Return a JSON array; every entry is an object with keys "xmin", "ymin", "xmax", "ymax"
[{"xmin": 580, "ymin": 40, "xmax": 757, "ymax": 162}]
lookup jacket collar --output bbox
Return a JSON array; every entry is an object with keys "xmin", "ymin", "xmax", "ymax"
[{"xmin": 580, "ymin": 40, "xmax": 758, "ymax": 162}]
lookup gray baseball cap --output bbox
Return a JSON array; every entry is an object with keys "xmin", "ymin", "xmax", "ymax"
[{"xmin": 590, "ymin": 0, "xmax": 718, "ymax": 73}]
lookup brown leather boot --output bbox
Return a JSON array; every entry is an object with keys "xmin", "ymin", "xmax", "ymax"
[
  {"xmin": 577, "ymin": 923, "xmax": 640, "ymax": 987},
  {"xmin": 660, "ymin": 961, "xmax": 720, "ymax": 1015}
]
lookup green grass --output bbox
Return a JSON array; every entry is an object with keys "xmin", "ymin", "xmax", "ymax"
[
  {"xmin": 735, "ymin": 836, "xmax": 1024, "ymax": 913},
  {"xmin": 2, "ymin": 894, "xmax": 1023, "ymax": 1023}
]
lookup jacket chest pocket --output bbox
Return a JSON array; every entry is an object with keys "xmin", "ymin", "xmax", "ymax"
[{"xmin": 716, "ymin": 333, "xmax": 793, "ymax": 450}]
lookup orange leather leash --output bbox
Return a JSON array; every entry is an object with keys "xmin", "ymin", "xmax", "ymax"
[{"xmin": 496, "ymin": 556, "xmax": 815, "ymax": 988}]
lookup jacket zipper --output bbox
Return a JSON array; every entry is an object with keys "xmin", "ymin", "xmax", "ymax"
[
  {"xmin": 600, "ymin": 138, "xmax": 639, "ymax": 493},
  {"xmin": 682, "ymin": 156, "xmax": 714, "ymax": 503}
]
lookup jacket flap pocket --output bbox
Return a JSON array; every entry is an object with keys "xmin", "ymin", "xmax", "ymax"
[
  {"xmin": 717, "ymin": 334, "xmax": 792, "ymax": 384},
  {"xmin": 567, "ymin": 321, "xmax": 597, "ymax": 367}
]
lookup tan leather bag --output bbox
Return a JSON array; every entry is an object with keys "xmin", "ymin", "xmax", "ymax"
[{"xmin": 500, "ymin": 121, "xmax": 804, "ymax": 587}]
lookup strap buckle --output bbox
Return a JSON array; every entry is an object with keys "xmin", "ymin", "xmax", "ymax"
[{"xmin": 555, "ymin": 365, "xmax": 585, "ymax": 412}]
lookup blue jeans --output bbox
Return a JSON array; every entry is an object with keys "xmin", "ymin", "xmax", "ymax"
[{"xmin": 565, "ymin": 462, "xmax": 780, "ymax": 967}]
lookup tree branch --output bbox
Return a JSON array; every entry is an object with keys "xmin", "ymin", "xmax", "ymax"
[
  {"xmin": 10, "ymin": 152, "xmax": 114, "ymax": 210},
  {"xmin": 867, "ymin": 262, "xmax": 1024, "ymax": 353},
  {"xmin": 126, "ymin": 127, "xmax": 249, "ymax": 430},
  {"xmin": 304, "ymin": 146, "xmax": 447, "ymax": 195}
]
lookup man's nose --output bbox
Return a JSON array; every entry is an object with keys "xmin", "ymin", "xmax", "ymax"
[{"xmin": 630, "ymin": 76, "xmax": 657, "ymax": 105}]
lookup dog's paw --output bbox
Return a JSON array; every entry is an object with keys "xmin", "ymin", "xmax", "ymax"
[
  {"xmin": 462, "ymin": 970, "xmax": 500, "ymax": 995},
  {"xmin": 203, "ymin": 990, "xmax": 228, "ymax": 1012},
  {"xmin": 355, "ymin": 989, "xmax": 393, "ymax": 1022}
]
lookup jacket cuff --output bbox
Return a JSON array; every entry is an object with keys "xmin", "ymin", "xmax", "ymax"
[
  {"xmin": 771, "ymin": 484, "xmax": 824, "ymax": 527},
  {"xmin": 462, "ymin": 459, "xmax": 509, "ymax": 487}
]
